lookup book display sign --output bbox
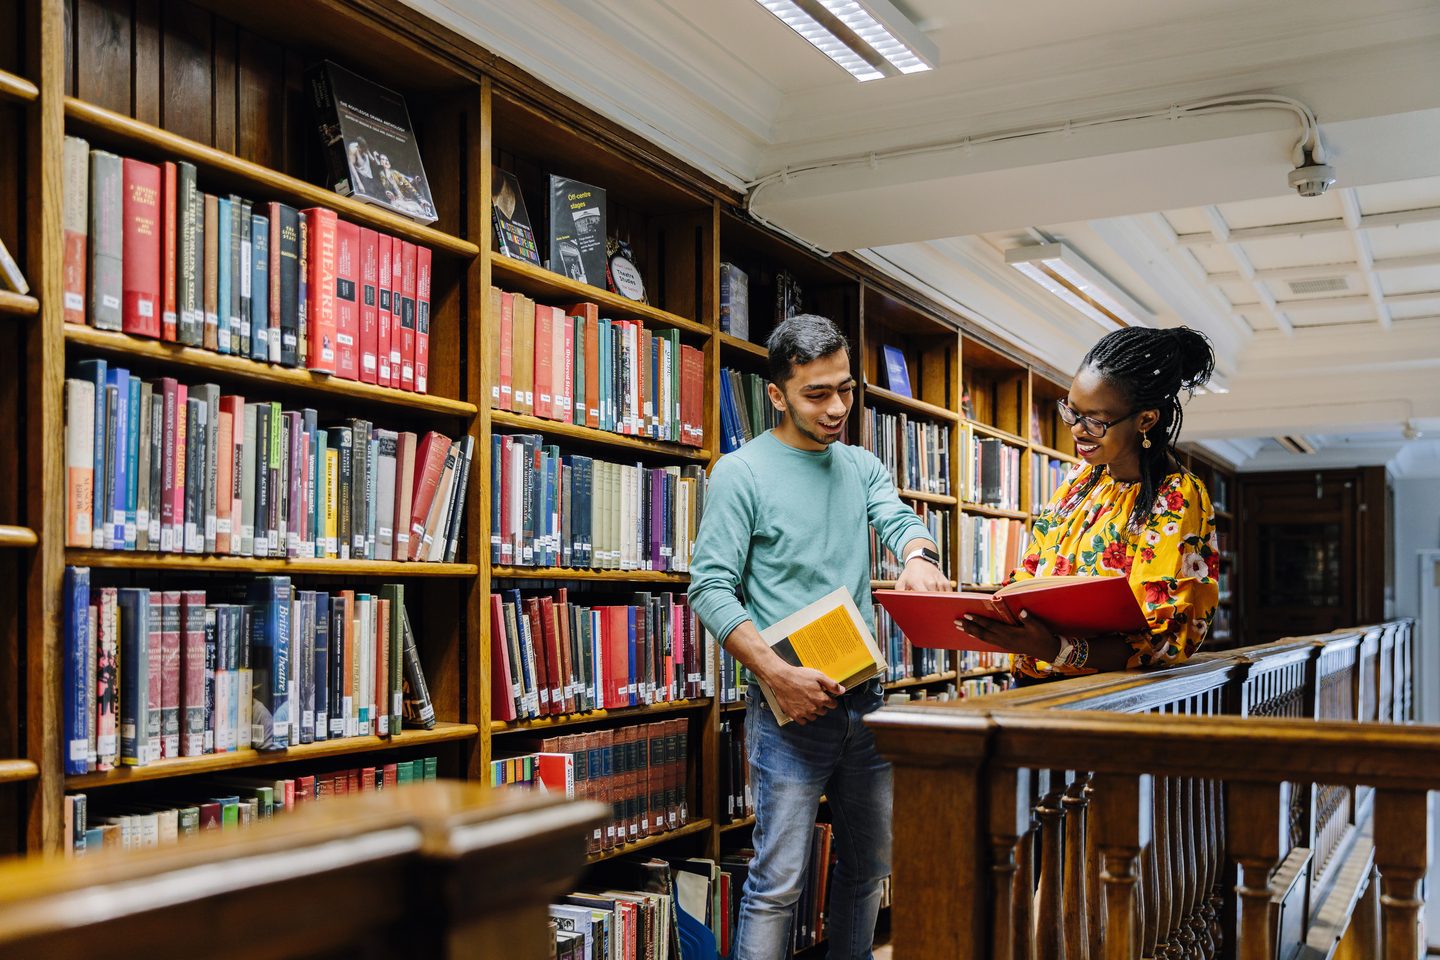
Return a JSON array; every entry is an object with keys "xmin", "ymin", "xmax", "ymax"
[
  {"xmin": 307, "ymin": 60, "xmax": 437, "ymax": 224},
  {"xmin": 492, "ymin": 168, "xmax": 541, "ymax": 265},
  {"xmin": 882, "ymin": 345, "xmax": 912, "ymax": 397},
  {"xmin": 548, "ymin": 175, "xmax": 607, "ymax": 287}
]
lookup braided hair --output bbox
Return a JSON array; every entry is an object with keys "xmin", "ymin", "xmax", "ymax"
[{"xmin": 1081, "ymin": 326, "xmax": 1215, "ymax": 533}]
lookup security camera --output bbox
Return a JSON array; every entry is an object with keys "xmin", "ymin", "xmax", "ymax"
[{"xmin": 1288, "ymin": 162, "xmax": 1335, "ymax": 198}]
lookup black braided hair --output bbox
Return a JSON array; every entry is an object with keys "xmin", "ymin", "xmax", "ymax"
[{"xmin": 1081, "ymin": 326, "xmax": 1215, "ymax": 533}]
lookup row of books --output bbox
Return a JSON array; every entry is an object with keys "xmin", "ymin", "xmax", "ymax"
[
  {"xmin": 875, "ymin": 602, "xmax": 946, "ymax": 682},
  {"xmin": 65, "ymin": 137, "xmax": 436, "ymax": 391},
  {"xmin": 492, "ymin": 722, "xmax": 690, "ymax": 854},
  {"xmin": 718, "ymin": 647, "xmax": 753, "ymax": 706},
  {"xmin": 1031, "ymin": 452, "xmax": 1074, "ymax": 513},
  {"xmin": 718, "ymin": 367, "xmax": 780, "ymax": 454},
  {"xmin": 882, "ymin": 674, "xmax": 1013, "ymax": 706},
  {"xmin": 64, "ymin": 360, "xmax": 473, "ymax": 561},
  {"xmin": 718, "ymin": 717, "xmax": 753, "ymax": 826},
  {"xmin": 868, "ymin": 505, "xmax": 949, "ymax": 581},
  {"xmin": 957, "ymin": 516, "xmax": 1027, "ymax": 587},
  {"xmin": 62, "ymin": 569, "xmax": 435, "ymax": 773},
  {"xmin": 63, "ymin": 757, "xmax": 437, "ymax": 856},
  {"xmin": 861, "ymin": 408, "xmax": 952, "ymax": 496},
  {"xmin": 958, "ymin": 650, "xmax": 1014, "ymax": 674},
  {"xmin": 490, "ymin": 290, "xmax": 705, "ymax": 447},
  {"xmin": 961, "ymin": 428, "xmax": 1023, "ymax": 511},
  {"xmin": 491, "ymin": 434, "xmax": 707, "ymax": 572},
  {"xmin": 489, "ymin": 589, "xmax": 709, "ymax": 722},
  {"xmin": 549, "ymin": 858, "xmax": 698, "ymax": 960}
]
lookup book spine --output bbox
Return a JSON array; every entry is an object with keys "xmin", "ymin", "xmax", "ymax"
[
  {"xmin": 62, "ymin": 136, "xmax": 89, "ymax": 325},
  {"xmin": 229, "ymin": 195, "xmax": 244, "ymax": 355},
  {"xmin": 202, "ymin": 192, "xmax": 219, "ymax": 349},
  {"xmin": 333, "ymin": 218, "xmax": 358, "ymax": 379},
  {"xmin": 161, "ymin": 162, "xmax": 179, "ymax": 339},
  {"xmin": 180, "ymin": 590, "xmax": 206, "ymax": 756},
  {"xmin": 399, "ymin": 241, "xmax": 416, "ymax": 391},
  {"xmin": 238, "ymin": 199, "xmax": 252, "ymax": 355},
  {"xmin": 146, "ymin": 386, "xmax": 163, "ymax": 549},
  {"xmin": 176, "ymin": 162, "xmax": 200, "ymax": 345},
  {"xmin": 216, "ymin": 197, "xmax": 232, "ymax": 354},
  {"xmin": 170, "ymin": 382, "xmax": 186, "ymax": 553},
  {"xmin": 62, "ymin": 566, "xmax": 91, "ymax": 775},
  {"xmin": 124, "ymin": 377, "xmax": 140, "ymax": 550},
  {"xmin": 313, "ymin": 592, "xmax": 329, "ymax": 741},
  {"xmin": 377, "ymin": 234, "xmax": 393, "ymax": 388},
  {"xmin": 359, "ymin": 228, "xmax": 379, "ymax": 384},
  {"xmin": 117, "ymin": 588, "xmax": 150, "ymax": 765},
  {"xmin": 303, "ymin": 207, "xmax": 338, "ymax": 374},
  {"xmin": 275, "ymin": 204, "xmax": 300, "ymax": 366},
  {"xmin": 64, "ymin": 379, "xmax": 95, "ymax": 547},
  {"xmin": 250, "ymin": 213, "xmax": 270, "ymax": 361},
  {"xmin": 145, "ymin": 592, "xmax": 163, "ymax": 762},
  {"xmin": 400, "ymin": 601, "xmax": 435, "ymax": 729},
  {"xmin": 88, "ymin": 150, "xmax": 124, "ymax": 331},
  {"xmin": 414, "ymin": 246, "xmax": 431, "ymax": 394},
  {"xmin": 249, "ymin": 576, "xmax": 291, "ymax": 750}
]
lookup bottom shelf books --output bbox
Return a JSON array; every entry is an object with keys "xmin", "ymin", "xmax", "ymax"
[
  {"xmin": 62, "ymin": 567, "xmax": 437, "ymax": 775},
  {"xmin": 64, "ymin": 755, "xmax": 438, "ymax": 856},
  {"xmin": 718, "ymin": 716, "xmax": 752, "ymax": 826},
  {"xmin": 874, "ymin": 603, "xmax": 946, "ymax": 682},
  {"xmin": 883, "ymin": 673, "xmax": 1013, "ymax": 706},
  {"xmin": 490, "ymin": 718, "xmax": 690, "ymax": 854}
]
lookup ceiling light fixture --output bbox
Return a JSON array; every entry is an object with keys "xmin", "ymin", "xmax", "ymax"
[
  {"xmin": 754, "ymin": 0, "xmax": 938, "ymax": 82},
  {"xmin": 1005, "ymin": 242, "xmax": 1155, "ymax": 331}
]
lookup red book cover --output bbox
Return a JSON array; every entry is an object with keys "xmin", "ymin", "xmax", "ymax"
[
  {"xmin": 266, "ymin": 203, "xmax": 283, "ymax": 363},
  {"xmin": 535, "ymin": 753, "xmax": 574, "ymax": 797},
  {"xmin": 383, "ymin": 763, "xmax": 397, "ymax": 788},
  {"xmin": 585, "ymin": 315, "xmax": 600, "ymax": 428},
  {"xmin": 121, "ymin": 158, "xmax": 162, "ymax": 338},
  {"xmin": 161, "ymin": 161, "xmax": 178, "ymax": 340},
  {"xmin": 526, "ymin": 598, "xmax": 556, "ymax": 715},
  {"xmin": 297, "ymin": 774, "xmax": 316, "ymax": 804},
  {"xmin": 302, "ymin": 207, "xmax": 338, "ymax": 374},
  {"xmin": 158, "ymin": 591, "xmax": 180, "ymax": 759},
  {"xmin": 489, "ymin": 593, "xmax": 517, "ymax": 722},
  {"xmin": 498, "ymin": 291, "xmax": 514, "ymax": 411},
  {"xmin": 360, "ymin": 766, "xmax": 376, "ymax": 792},
  {"xmin": 199, "ymin": 802, "xmax": 222, "ymax": 830},
  {"xmin": 399, "ymin": 241, "xmax": 417, "ymax": 391},
  {"xmin": 179, "ymin": 590, "xmax": 206, "ymax": 757},
  {"xmin": 607, "ymin": 605, "xmax": 630, "ymax": 709},
  {"xmin": 560, "ymin": 312, "xmax": 576, "ymax": 425},
  {"xmin": 498, "ymin": 436, "xmax": 515, "ymax": 564},
  {"xmin": 414, "ymin": 245, "xmax": 432, "ymax": 394},
  {"xmin": 215, "ymin": 407, "xmax": 233, "ymax": 554},
  {"xmin": 875, "ymin": 576, "xmax": 1150, "ymax": 651},
  {"xmin": 358, "ymin": 227, "xmax": 379, "ymax": 385},
  {"xmin": 540, "ymin": 596, "xmax": 568, "ymax": 713},
  {"xmin": 334, "ymin": 219, "xmax": 360, "ymax": 380},
  {"xmin": 533, "ymin": 302, "xmax": 554, "ymax": 420},
  {"xmin": 407, "ymin": 431, "xmax": 451, "ymax": 560},
  {"xmin": 377, "ymin": 234, "xmax": 394, "ymax": 388}
]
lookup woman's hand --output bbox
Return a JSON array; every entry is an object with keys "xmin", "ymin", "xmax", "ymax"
[{"xmin": 956, "ymin": 610, "xmax": 1061, "ymax": 661}]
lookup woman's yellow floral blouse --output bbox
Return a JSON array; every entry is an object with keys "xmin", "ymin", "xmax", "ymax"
[{"xmin": 1007, "ymin": 464, "xmax": 1220, "ymax": 677}]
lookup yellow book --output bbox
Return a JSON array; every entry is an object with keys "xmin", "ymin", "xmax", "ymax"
[
  {"xmin": 324, "ymin": 448, "xmax": 339, "ymax": 557},
  {"xmin": 757, "ymin": 586, "xmax": 886, "ymax": 726}
]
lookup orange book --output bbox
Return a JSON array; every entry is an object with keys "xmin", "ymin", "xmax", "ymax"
[
  {"xmin": 565, "ymin": 302, "xmax": 601, "ymax": 428},
  {"xmin": 875, "ymin": 576, "xmax": 1149, "ymax": 652},
  {"xmin": 513, "ymin": 293, "xmax": 534, "ymax": 416},
  {"xmin": 498, "ymin": 290, "xmax": 514, "ymax": 411}
]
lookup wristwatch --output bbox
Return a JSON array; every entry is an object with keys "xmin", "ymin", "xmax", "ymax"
[{"xmin": 902, "ymin": 546, "xmax": 942, "ymax": 568}]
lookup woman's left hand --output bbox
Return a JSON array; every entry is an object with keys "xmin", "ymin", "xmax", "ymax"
[{"xmin": 956, "ymin": 610, "xmax": 1061, "ymax": 661}]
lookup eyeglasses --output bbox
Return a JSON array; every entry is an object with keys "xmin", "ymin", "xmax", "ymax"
[{"xmin": 1056, "ymin": 398, "xmax": 1138, "ymax": 439}]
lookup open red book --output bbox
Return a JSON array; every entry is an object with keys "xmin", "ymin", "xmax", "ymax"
[{"xmin": 875, "ymin": 576, "xmax": 1150, "ymax": 652}]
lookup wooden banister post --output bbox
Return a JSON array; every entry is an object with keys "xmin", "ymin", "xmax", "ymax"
[
  {"xmin": 1225, "ymin": 781, "xmax": 1283, "ymax": 960},
  {"xmin": 1092, "ymin": 772, "xmax": 1153, "ymax": 960},
  {"xmin": 1373, "ymin": 788, "xmax": 1428, "ymax": 960},
  {"xmin": 1063, "ymin": 772, "xmax": 1094, "ymax": 960},
  {"xmin": 990, "ymin": 767, "xmax": 1035, "ymax": 960},
  {"xmin": 1036, "ymin": 772, "xmax": 1068, "ymax": 960}
]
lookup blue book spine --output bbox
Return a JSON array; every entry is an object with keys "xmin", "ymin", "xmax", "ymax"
[
  {"xmin": 125, "ymin": 376, "xmax": 141, "ymax": 550},
  {"xmin": 250, "ymin": 213, "xmax": 270, "ymax": 361},
  {"xmin": 544, "ymin": 451, "xmax": 557, "ymax": 567},
  {"xmin": 106, "ymin": 368, "xmax": 129, "ymax": 549},
  {"xmin": 580, "ymin": 457, "xmax": 593, "ymax": 569},
  {"xmin": 313, "ymin": 591, "xmax": 329, "ymax": 741},
  {"xmin": 74, "ymin": 359, "xmax": 108, "ymax": 550},
  {"xmin": 504, "ymin": 589, "xmax": 535, "ymax": 719},
  {"xmin": 62, "ymin": 566, "xmax": 91, "ymax": 775},
  {"xmin": 216, "ymin": 197, "xmax": 232, "ymax": 355},
  {"xmin": 627, "ymin": 605, "xmax": 638, "ymax": 706},
  {"xmin": 248, "ymin": 576, "xmax": 291, "ymax": 750},
  {"xmin": 117, "ymin": 587, "xmax": 151, "ymax": 765},
  {"xmin": 490, "ymin": 434, "xmax": 503, "ymax": 565},
  {"xmin": 598, "ymin": 318, "xmax": 610, "ymax": 432}
]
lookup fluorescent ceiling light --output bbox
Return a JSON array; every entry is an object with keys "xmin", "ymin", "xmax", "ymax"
[
  {"xmin": 755, "ymin": 0, "xmax": 937, "ymax": 81},
  {"xmin": 1005, "ymin": 242, "xmax": 1155, "ymax": 330}
]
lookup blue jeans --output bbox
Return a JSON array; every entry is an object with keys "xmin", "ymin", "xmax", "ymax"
[{"xmin": 733, "ymin": 679, "xmax": 892, "ymax": 960}]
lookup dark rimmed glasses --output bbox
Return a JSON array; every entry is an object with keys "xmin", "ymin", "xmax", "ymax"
[{"xmin": 1056, "ymin": 398, "xmax": 1138, "ymax": 439}]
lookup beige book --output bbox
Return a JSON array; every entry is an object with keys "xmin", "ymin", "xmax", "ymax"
[{"xmin": 757, "ymin": 586, "xmax": 886, "ymax": 726}]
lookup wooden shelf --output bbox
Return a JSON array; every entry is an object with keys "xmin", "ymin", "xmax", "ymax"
[
  {"xmin": 1031, "ymin": 443, "xmax": 1081, "ymax": 465},
  {"xmin": 958, "ymin": 666, "xmax": 1011, "ymax": 679},
  {"xmin": 63, "ymin": 722, "xmax": 479, "ymax": 789},
  {"xmin": 65, "ymin": 325, "xmax": 478, "ymax": 419},
  {"xmin": 0, "ymin": 291, "xmax": 39, "ymax": 319},
  {"xmin": 962, "ymin": 502, "xmax": 1029, "ymax": 521},
  {"xmin": 871, "ymin": 580, "xmax": 896, "ymax": 590},
  {"xmin": 719, "ymin": 333, "xmax": 768, "ymax": 361},
  {"xmin": 491, "ymin": 254, "xmax": 710, "ymax": 339},
  {"xmin": 490, "ymin": 409, "xmax": 709, "ymax": 461},
  {"xmin": 965, "ymin": 420, "xmax": 1029, "ymax": 446},
  {"xmin": 864, "ymin": 384, "xmax": 960, "ymax": 423},
  {"xmin": 0, "ymin": 68, "xmax": 38, "ymax": 104},
  {"xmin": 587, "ymin": 818, "xmax": 712, "ymax": 864},
  {"xmin": 720, "ymin": 815, "xmax": 755, "ymax": 834},
  {"xmin": 898, "ymin": 488, "xmax": 958, "ymax": 506},
  {"xmin": 64, "ymin": 98, "xmax": 479, "ymax": 260},
  {"xmin": 0, "ymin": 526, "xmax": 38, "ymax": 549},
  {"xmin": 721, "ymin": 700, "xmax": 747, "ymax": 714},
  {"xmin": 65, "ymin": 550, "xmax": 478, "ymax": 577},
  {"xmin": 491, "ymin": 565, "xmax": 689, "ymax": 585},
  {"xmin": 885, "ymin": 671, "xmax": 957, "ymax": 691},
  {"xmin": 0, "ymin": 759, "xmax": 39, "ymax": 784},
  {"xmin": 491, "ymin": 698, "xmax": 710, "ymax": 734}
]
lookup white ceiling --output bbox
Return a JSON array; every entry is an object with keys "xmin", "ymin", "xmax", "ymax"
[{"xmin": 409, "ymin": 0, "xmax": 1440, "ymax": 475}]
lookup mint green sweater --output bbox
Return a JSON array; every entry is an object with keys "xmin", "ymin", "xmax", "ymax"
[{"xmin": 688, "ymin": 431, "xmax": 933, "ymax": 644}]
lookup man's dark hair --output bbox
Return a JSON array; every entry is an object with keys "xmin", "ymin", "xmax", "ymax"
[{"xmin": 766, "ymin": 314, "xmax": 849, "ymax": 387}]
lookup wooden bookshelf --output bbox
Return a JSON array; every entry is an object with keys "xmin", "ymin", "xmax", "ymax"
[
  {"xmin": 587, "ymin": 819, "xmax": 712, "ymax": 864},
  {"xmin": 0, "ymin": 760, "xmax": 40, "ymax": 784},
  {"xmin": 962, "ymin": 502, "xmax": 1029, "ymax": 521},
  {"xmin": 1030, "ymin": 443, "xmax": 1081, "ymax": 465},
  {"xmin": 63, "ymin": 722, "xmax": 480, "ymax": 790},
  {"xmin": 864, "ymin": 384, "xmax": 960, "ymax": 423},
  {"xmin": 966, "ymin": 420, "xmax": 1029, "ymax": 447},
  {"xmin": 720, "ymin": 814, "xmax": 756, "ymax": 833},
  {"xmin": 490, "ymin": 566, "xmax": 690, "ymax": 585},
  {"xmin": 491, "ymin": 698, "xmax": 711, "ymax": 734},
  {"xmin": 720, "ymin": 333, "xmax": 768, "ymax": 361},
  {"xmin": 0, "ymin": 526, "xmax": 38, "ymax": 549},
  {"xmin": 0, "ymin": 68, "xmax": 38, "ymax": 104},
  {"xmin": 0, "ymin": 291, "xmax": 39, "ymax": 319},
  {"xmin": 491, "ymin": 254, "xmax": 710, "ymax": 339},
  {"xmin": 721, "ymin": 700, "xmax": 746, "ymax": 714},
  {"xmin": 898, "ymin": 489, "xmax": 958, "ymax": 506},
  {"xmin": 490, "ymin": 409, "xmax": 710, "ymax": 462},
  {"xmin": 65, "ymin": 550, "xmax": 479, "ymax": 577},
  {"xmin": 64, "ymin": 325, "xmax": 479, "ymax": 420},
  {"xmin": 884, "ymin": 671, "xmax": 957, "ymax": 692}
]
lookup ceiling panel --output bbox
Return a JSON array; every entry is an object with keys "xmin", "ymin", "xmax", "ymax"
[
  {"xmin": 1287, "ymin": 302, "xmax": 1377, "ymax": 325},
  {"xmin": 1379, "ymin": 266, "xmax": 1440, "ymax": 295},
  {"xmin": 1217, "ymin": 280, "xmax": 1261, "ymax": 303},
  {"xmin": 1162, "ymin": 208, "xmax": 1215, "ymax": 235},
  {"xmin": 1367, "ymin": 221, "xmax": 1440, "ymax": 257},
  {"xmin": 1189, "ymin": 245, "xmax": 1237, "ymax": 273},
  {"xmin": 1352, "ymin": 175, "xmax": 1440, "ymax": 214},
  {"xmin": 1215, "ymin": 192, "xmax": 1343, "ymax": 229},
  {"xmin": 1389, "ymin": 301, "xmax": 1440, "ymax": 321},
  {"xmin": 1238, "ymin": 233, "xmax": 1356, "ymax": 268}
]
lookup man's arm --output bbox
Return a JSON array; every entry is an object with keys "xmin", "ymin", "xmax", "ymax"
[{"xmin": 722, "ymin": 621, "xmax": 843, "ymax": 725}]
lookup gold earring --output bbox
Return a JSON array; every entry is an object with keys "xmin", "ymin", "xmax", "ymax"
[{"xmin": 1142, "ymin": 433, "xmax": 1152, "ymax": 449}]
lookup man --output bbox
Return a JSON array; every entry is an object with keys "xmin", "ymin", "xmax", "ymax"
[{"xmin": 689, "ymin": 314, "xmax": 948, "ymax": 960}]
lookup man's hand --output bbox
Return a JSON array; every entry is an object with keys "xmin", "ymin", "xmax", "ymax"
[
  {"xmin": 896, "ymin": 555, "xmax": 949, "ymax": 592},
  {"xmin": 956, "ymin": 609, "xmax": 1061, "ymax": 661},
  {"xmin": 762, "ymin": 662, "xmax": 843, "ymax": 725}
]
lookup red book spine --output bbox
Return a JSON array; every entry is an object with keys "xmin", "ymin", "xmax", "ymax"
[
  {"xmin": 334, "ymin": 219, "xmax": 360, "ymax": 380},
  {"xmin": 498, "ymin": 291, "xmax": 514, "ymax": 411},
  {"xmin": 180, "ymin": 590, "xmax": 205, "ymax": 757},
  {"xmin": 358, "ymin": 227, "xmax": 379, "ymax": 385},
  {"xmin": 215, "ymin": 405, "xmax": 233, "ymax": 554},
  {"xmin": 302, "ymin": 207, "xmax": 338, "ymax": 374},
  {"xmin": 607, "ymin": 606, "xmax": 629, "ymax": 709},
  {"xmin": 561, "ymin": 312, "xmax": 575, "ymax": 425},
  {"xmin": 161, "ymin": 161, "xmax": 178, "ymax": 341},
  {"xmin": 414, "ymin": 245, "xmax": 431, "ymax": 394},
  {"xmin": 121, "ymin": 158, "xmax": 163, "ymax": 338},
  {"xmin": 377, "ymin": 235, "xmax": 394, "ymax": 387},
  {"xmin": 160, "ymin": 591, "xmax": 181, "ymax": 758},
  {"xmin": 399, "ymin": 241, "xmax": 417, "ymax": 391},
  {"xmin": 498, "ymin": 436, "xmax": 514, "ymax": 564},
  {"xmin": 386, "ymin": 235, "xmax": 401, "ymax": 388},
  {"xmin": 489, "ymin": 593, "xmax": 517, "ymax": 722},
  {"xmin": 585, "ymin": 314, "xmax": 600, "ymax": 428},
  {"xmin": 534, "ymin": 303, "xmax": 554, "ymax": 420},
  {"xmin": 407, "ymin": 431, "xmax": 450, "ymax": 560}
]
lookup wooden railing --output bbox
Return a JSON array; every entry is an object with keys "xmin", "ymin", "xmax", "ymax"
[
  {"xmin": 0, "ymin": 783, "xmax": 606, "ymax": 960},
  {"xmin": 869, "ymin": 619, "xmax": 1418, "ymax": 960}
]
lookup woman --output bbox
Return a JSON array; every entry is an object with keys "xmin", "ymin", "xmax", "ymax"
[{"xmin": 960, "ymin": 326, "xmax": 1221, "ymax": 677}]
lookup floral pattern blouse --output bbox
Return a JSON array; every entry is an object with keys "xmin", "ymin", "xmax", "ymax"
[{"xmin": 1007, "ymin": 463, "xmax": 1220, "ymax": 677}]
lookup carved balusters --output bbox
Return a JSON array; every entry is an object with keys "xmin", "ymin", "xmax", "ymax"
[
  {"xmin": 1036, "ymin": 778, "xmax": 1068, "ymax": 960},
  {"xmin": 1092, "ymin": 772, "xmax": 1153, "ymax": 960},
  {"xmin": 1374, "ymin": 789, "xmax": 1428, "ymax": 960},
  {"xmin": 1063, "ymin": 774, "xmax": 1093, "ymax": 960},
  {"xmin": 1016, "ymin": 828, "xmax": 1037, "ymax": 960},
  {"xmin": 990, "ymin": 768, "xmax": 1035, "ymax": 960},
  {"xmin": 1226, "ymin": 781, "xmax": 1283, "ymax": 960},
  {"xmin": 1086, "ymin": 777, "xmax": 1104, "ymax": 960},
  {"xmin": 1152, "ymin": 775, "xmax": 1174, "ymax": 957},
  {"xmin": 1170, "ymin": 777, "xmax": 1199, "ymax": 960},
  {"xmin": 1207, "ymin": 778, "xmax": 1225, "ymax": 955}
]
